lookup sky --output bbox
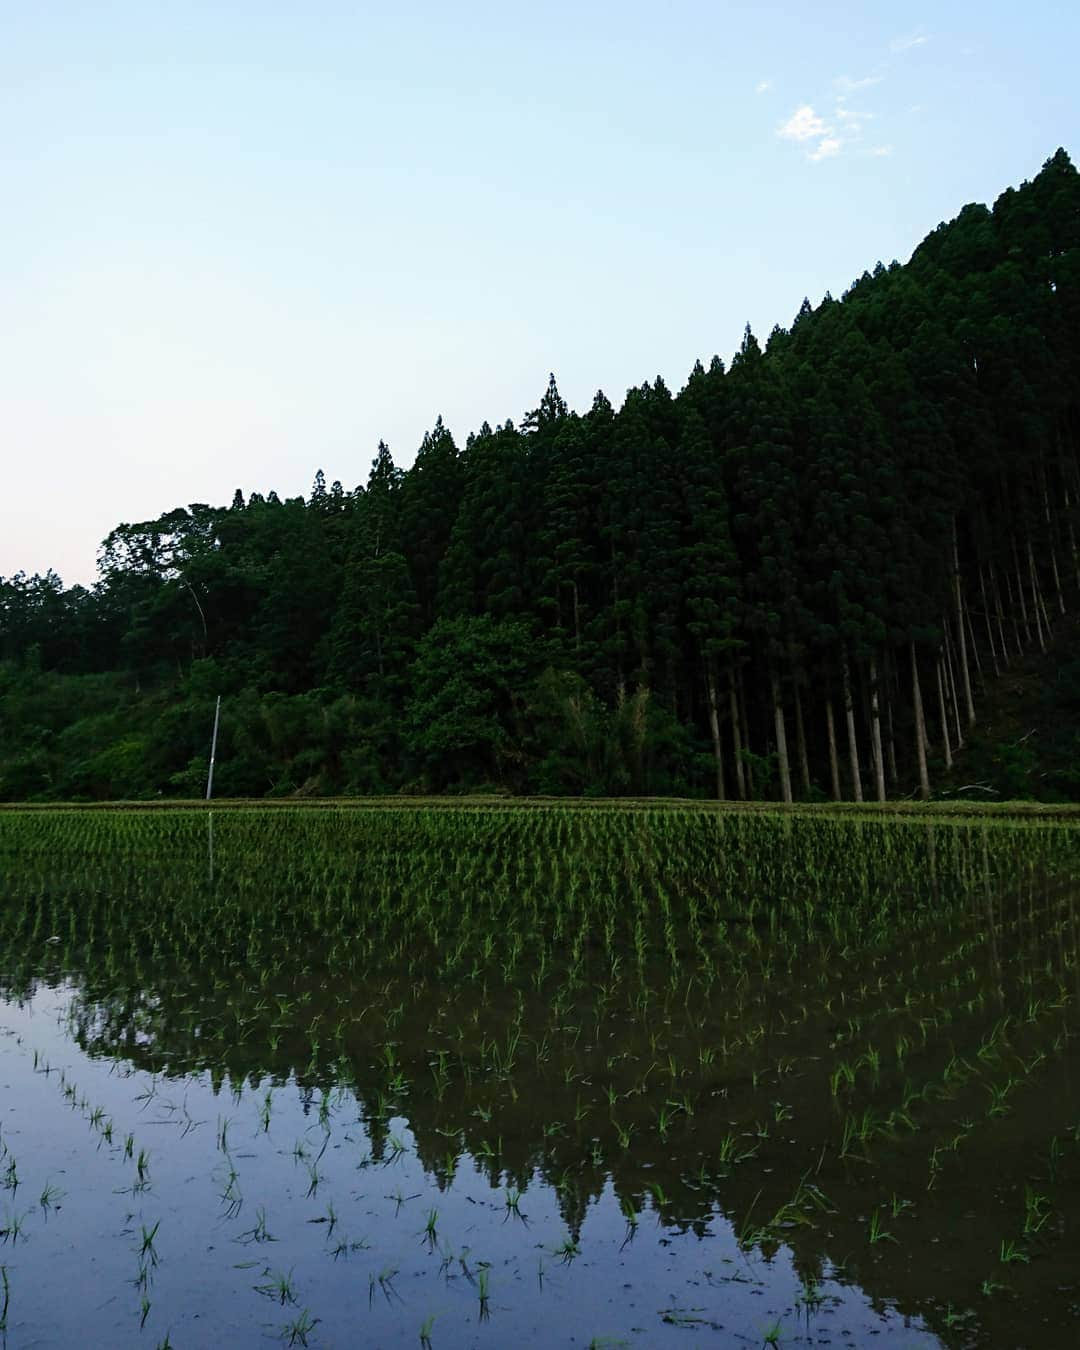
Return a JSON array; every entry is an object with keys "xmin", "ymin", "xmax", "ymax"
[{"xmin": 2, "ymin": 1, "xmax": 1078, "ymax": 587}]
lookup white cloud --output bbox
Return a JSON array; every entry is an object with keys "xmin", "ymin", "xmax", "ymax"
[
  {"xmin": 755, "ymin": 79, "xmax": 773, "ymax": 94},
  {"xmin": 834, "ymin": 74, "xmax": 883, "ymax": 93},
  {"xmin": 777, "ymin": 104, "xmax": 844, "ymax": 162},
  {"xmin": 773, "ymin": 35, "xmax": 922, "ymax": 167},
  {"xmin": 834, "ymin": 102, "xmax": 875, "ymax": 138},
  {"xmin": 777, "ymin": 104, "xmax": 830, "ymax": 142},
  {"xmin": 808, "ymin": 137, "xmax": 842, "ymax": 162}
]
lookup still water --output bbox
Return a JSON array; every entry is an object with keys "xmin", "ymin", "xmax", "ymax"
[{"xmin": 1, "ymin": 804, "xmax": 1078, "ymax": 1348}]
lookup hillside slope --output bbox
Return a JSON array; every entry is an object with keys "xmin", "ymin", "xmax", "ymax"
[{"xmin": 3, "ymin": 150, "xmax": 1080, "ymax": 802}]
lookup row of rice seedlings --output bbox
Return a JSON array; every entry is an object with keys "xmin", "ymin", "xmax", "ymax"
[
  {"xmin": 3, "ymin": 805, "xmax": 1080, "ymax": 1340},
  {"xmin": 0, "ymin": 831, "xmax": 1069, "ymax": 1117}
]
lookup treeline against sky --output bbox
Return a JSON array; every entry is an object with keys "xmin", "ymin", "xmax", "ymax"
[{"xmin": 3, "ymin": 150, "xmax": 1080, "ymax": 801}]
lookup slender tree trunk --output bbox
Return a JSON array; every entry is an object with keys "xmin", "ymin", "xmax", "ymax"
[
  {"xmin": 792, "ymin": 678, "xmax": 811, "ymax": 797},
  {"xmin": 868, "ymin": 656, "xmax": 887, "ymax": 802},
  {"xmin": 1039, "ymin": 583, "xmax": 1054, "ymax": 645},
  {"xmin": 1002, "ymin": 563, "xmax": 1024, "ymax": 657},
  {"xmin": 943, "ymin": 618, "xmax": 965, "ymax": 749},
  {"xmin": 979, "ymin": 565, "xmax": 1001, "ymax": 676},
  {"xmin": 1013, "ymin": 537, "xmax": 1033, "ymax": 647},
  {"xmin": 770, "ymin": 664, "xmax": 793, "ymax": 804},
  {"xmin": 729, "ymin": 665, "xmax": 747, "ymax": 800},
  {"xmin": 936, "ymin": 655, "xmax": 953, "ymax": 769},
  {"xmin": 704, "ymin": 661, "xmax": 726, "ymax": 801},
  {"xmin": 738, "ymin": 665, "xmax": 755, "ymax": 798},
  {"xmin": 952, "ymin": 517, "xmax": 976, "ymax": 726},
  {"xmin": 965, "ymin": 593, "xmax": 983, "ymax": 677},
  {"xmin": 1027, "ymin": 538, "xmax": 1047, "ymax": 653},
  {"xmin": 884, "ymin": 661, "xmax": 898, "ymax": 788},
  {"xmin": 841, "ymin": 650, "xmax": 863, "ymax": 803},
  {"xmin": 825, "ymin": 695, "xmax": 841, "ymax": 801},
  {"xmin": 571, "ymin": 579, "xmax": 581, "ymax": 649},
  {"xmin": 1050, "ymin": 528, "xmax": 1066, "ymax": 615},
  {"xmin": 1042, "ymin": 470, "xmax": 1067, "ymax": 614},
  {"xmin": 911, "ymin": 643, "xmax": 930, "ymax": 800},
  {"xmin": 989, "ymin": 560, "xmax": 1011, "ymax": 665},
  {"xmin": 1064, "ymin": 477, "xmax": 1080, "ymax": 593},
  {"xmin": 1029, "ymin": 535, "xmax": 1054, "ymax": 642}
]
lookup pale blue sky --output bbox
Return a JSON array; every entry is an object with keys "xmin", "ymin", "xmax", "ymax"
[{"xmin": 2, "ymin": 2, "xmax": 1077, "ymax": 586}]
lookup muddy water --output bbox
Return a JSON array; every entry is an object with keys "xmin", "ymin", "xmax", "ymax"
[{"xmin": 0, "ymin": 806, "xmax": 1079, "ymax": 1348}]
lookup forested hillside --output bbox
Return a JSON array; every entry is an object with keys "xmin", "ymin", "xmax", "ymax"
[{"xmin": 3, "ymin": 150, "xmax": 1079, "ymax": 802}]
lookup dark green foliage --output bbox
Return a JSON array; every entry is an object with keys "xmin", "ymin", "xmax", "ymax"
[
  {"xmin": 3, "ymin": 150, "xmax": 1080, "ymax": 800},
  {"xmin": 404, "ymin": 615, "xmax": 546, "ymax": 790}
]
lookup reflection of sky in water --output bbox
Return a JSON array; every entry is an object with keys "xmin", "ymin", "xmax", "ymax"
[
  {"xmin": 0, "ymin": 983, "xmax": 940, "ymax": 1349},
  {"xmin": 4, "ymin": 807, "xmax": 1079, "ymax": 1348}
]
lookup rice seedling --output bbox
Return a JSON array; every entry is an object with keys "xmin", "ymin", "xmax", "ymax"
[
  {"xmin": 830, "ymin": 1061, "xmax": 857, "ymax": 1096},
  {"xmin": 999, "ymin": 1238, "xmax": 1030, "ymax": 1265},
  {"xmin": 38, "ymin": 1179, "xmax": 64, "ymax": 1213},
  {"xmin": 1045, "ymin": 1134, "xmax": 1063, "ymax": 1181},
  {"xmin": 282, "ymin": 1309, "xmax": 320, "ymax": 1347},
  {"xmin": 795, "ymin": 1274, "xmax": 825, "ymax": 1314},
  {"xmin": 311, "ymin": 1199, "xmax": 337, "ymax": 1235},
  {"xmin": 255, "ymin": 1268, "xmax": 298, "ymax": 1305},
  {"xmin": 4, "ymin": 801, "xmax": 1080, "ymax": 1346},
  {"xmin": 985, "ymin": 1079, "xmax": 1017, "ymax": 1117},
  {"xmin": 867, "ymin": 1209, "xmax": 896, "ymax": 1245},
  {"xmin": 239, "ymin": 1206, "xmax": 276, "ymax": 1244},
  {"xmin": 303, "ymin": 1157, "xmax": 322, "ymax": 1198},
  {"xmin": 554, "ymin": 1236, "xmax": 580, "ymax": 1264},
  {"xmin": 1022, "ymin": 1187, "xmax": 1051, "ymax": 1237},
  {"xmin": 716, "ymin": 1133, "xmax": 756, "ymax": 1167},
  {"xmin": 139, "ymin": 1219, "xmax": 162, "ymax": 1267},
  {"xmin": 0, "ymin": 1209, "xmax": 29, "ymax": 1245},
  {"xmin": 503, "ymin": 1186, "xmax": 526, "ymax": 1220},
  {"xmin": 368, "ymin": 1266, "xmax": 401, "ymax": 1307},
  {"xmin": 980, "ymin": 1277, "xmax": 1009, "ymax": 1297},
  {"xmin": 476, "ymin": 1264, "xmax": 491, "ymax": 1318}
]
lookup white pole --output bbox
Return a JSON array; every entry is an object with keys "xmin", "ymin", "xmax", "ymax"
[{"xmin": 206, "ymin": 695, "xmax": 221, "ymax": 801}]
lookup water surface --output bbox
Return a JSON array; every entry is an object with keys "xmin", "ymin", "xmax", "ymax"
[{"xmin": 1, "ymin": 805, "xmax": 1078, "ymax": 1348}]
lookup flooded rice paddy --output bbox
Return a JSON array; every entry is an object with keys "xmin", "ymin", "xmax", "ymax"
[{"xmin": 1, "ymin": 803, "xmax": 1079, "ymax": 1348}]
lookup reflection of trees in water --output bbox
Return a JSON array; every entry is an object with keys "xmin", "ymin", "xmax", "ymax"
[{"xmin": 4, "ymin": 809, "xmax": 1080, "ymax": 1344}]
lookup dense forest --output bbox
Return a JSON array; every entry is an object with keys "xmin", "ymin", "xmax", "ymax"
[{"xmin": 3, "ymin": 150, "xmax": 1080, "ymax": 803}]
